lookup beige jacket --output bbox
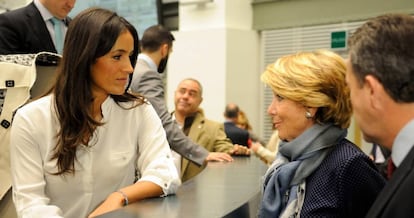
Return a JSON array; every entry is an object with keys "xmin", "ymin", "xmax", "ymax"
[{"xmin": 179, "ymin": 109, "xmax": 234, "ymax": 182}]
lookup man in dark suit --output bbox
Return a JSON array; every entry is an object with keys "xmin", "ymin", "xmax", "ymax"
[
  {"xmin": 346, "ymin": 13, "xmax": 414, "ymax": 217},
  {"xmin": 130, "ymin": 25, "xmax": 233, "ymax": 168},
  {"xmin": 223, "ymin": 103, "xmax": 250, "ymax": 147},
  {"xmin": 0, "ymin": 0, "xmax": 75, "ymax": 55}
]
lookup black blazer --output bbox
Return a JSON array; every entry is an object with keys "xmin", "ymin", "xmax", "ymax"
[
  {"xmin": 0, "ymin": 2, "xmax": 69, "ymax": 55},
  {"xmin": 365, "ymin": 146, "xmax": 414, "ymax": 218},
  {"xmin": 223, "ymin": 121, "xmax": 250, "ymax": 147}
]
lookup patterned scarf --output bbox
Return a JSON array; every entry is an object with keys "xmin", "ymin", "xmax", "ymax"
[{"xmin": 259, "ymin": 123, "xmax": 347, "ymax": 217}]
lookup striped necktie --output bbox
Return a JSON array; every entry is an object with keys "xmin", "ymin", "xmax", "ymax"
[{"xmin": 50, "ymin": 17, "xmax": 63, "ymax": 54}]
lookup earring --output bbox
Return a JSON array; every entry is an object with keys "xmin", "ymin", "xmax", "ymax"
[{"xmin": 305, "ymin": 111, "xmax": 312, "ymax": 119}]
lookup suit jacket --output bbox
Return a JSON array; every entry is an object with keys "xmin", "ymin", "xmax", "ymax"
[
  {"xmin": 0, "ymin": 2, "xmax": 69, "ymax": 55},
  {"xmin": 365, "ymin": 146, "xmax": 414, "ymax": 218},
  {"xmin": 180, "ymin": 110, "xmax": 234, "ymax": 181},
  {"xmin": 224, "ymin": 121, "xmax": 250, "ymax": 146},
  {"xmin": 130, "ymin": 58, "xmax": 208, "ymax": 166}
]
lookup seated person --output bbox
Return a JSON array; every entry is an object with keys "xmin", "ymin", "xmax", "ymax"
[
  {"xmin": 130, "ymin": 24, "xmax": 233, "ymax": 166},
  {"xmin": 250, "ymin": 129, "xmax": 280, "ymax": 165},
  {"xmin": 172, "ymin": 78, "xmax": 250, "ymax": 182},
  {"xmin": 9, "ymin": 8, "xmax": 180, "ymax": 218},
  {"xmin": 237, "ymin": 109, "xmax": 266, "ymax": 145},
  {"xmin": 223, "ymin": 103, "xmax": 250, "ymax": 147}
]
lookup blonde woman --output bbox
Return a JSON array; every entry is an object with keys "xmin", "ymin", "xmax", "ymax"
[{"xmin": 259, "ymin": 49, "xmax": 385, "ymax": 217}]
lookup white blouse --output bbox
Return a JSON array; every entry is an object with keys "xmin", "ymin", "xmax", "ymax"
[{"xmin": 10, "ymin": 95, "xmax": 180, "ymax": 218}]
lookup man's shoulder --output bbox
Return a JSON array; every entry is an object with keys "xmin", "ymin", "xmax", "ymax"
[
  {"xmin": 0, "ymin": 3, "xmax": 40, "ymax": 29},
  {"xmin": 192, "ymin": 112, "xmax": 221, "ymax": 128},
  {"xmin": 3, "ymin": 2, "xmax": 36, "ymax": 17},
  {"xmin": 134, "ymin": 59, "xmax": 159, "ymax": 76},
  {"xmin": 131, "ymin": 60, "xmax": 161, "ymax": 88},
  {"xmin": 204, "ymin": 118, "xmax": 223, "ymax": 128},
  {"xmin": 224, "ymin": 122, "xmax": 248, "ymax": 134}
]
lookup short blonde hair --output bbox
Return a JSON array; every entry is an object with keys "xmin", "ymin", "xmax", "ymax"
[{"xmin": 261, "ymin": 49, "xmax": 352, "ymax": 129}]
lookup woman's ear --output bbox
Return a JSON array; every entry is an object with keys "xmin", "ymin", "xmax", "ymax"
[{"xmin": 305, "ymin": 107, "xmax": 317, "ymax": 119}]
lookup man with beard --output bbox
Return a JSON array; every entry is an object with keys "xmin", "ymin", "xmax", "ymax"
[{"xmin": 130, "ymin": 25, "xmax": 233, "ymax": 174}]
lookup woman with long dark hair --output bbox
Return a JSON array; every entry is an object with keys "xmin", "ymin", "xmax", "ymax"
[{"xmin": 10, "ymin": 7, "xmax": 180, "ymax": 218}]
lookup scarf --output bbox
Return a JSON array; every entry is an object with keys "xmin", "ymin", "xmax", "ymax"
[{"xmin": 258, "ymin": 123, "xmax": 347, "ymax": 218}]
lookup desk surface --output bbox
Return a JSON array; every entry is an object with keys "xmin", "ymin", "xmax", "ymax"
[{"xmin": 98, "ymin": 156, "xmax": 267, "ymax": 218}]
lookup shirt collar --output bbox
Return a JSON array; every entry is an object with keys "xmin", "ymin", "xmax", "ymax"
[
  {"xmin": 391, "ymin": 119, "xmax": 414, "ymax": 167},
  {"xmin": 138, "ymin": 54, "xmax": 157, "ymax": 72},
  {"xmin": 34, "ymin": 0, "xmax": 54, "ymax": 21}
]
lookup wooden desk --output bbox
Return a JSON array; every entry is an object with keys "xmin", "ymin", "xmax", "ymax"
[{"xmin": 98, "ymin": 156, "xmax": 267, "ymax": 218}]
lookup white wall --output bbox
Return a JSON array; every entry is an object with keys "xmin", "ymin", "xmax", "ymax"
[
  {"xmin": 225, "ymin": 29, "xmax": 260, "ymax": 130},
  {"xmin": 0, "ymin": 0, "xmax": 28, "ymax": 12},
  {"xmin": 166, "ymin": 29, "xmax": 227, "ymax": 120},
  {"xmin": 166, "ymin": 0, "xmax": 261, "ymax": 133}
]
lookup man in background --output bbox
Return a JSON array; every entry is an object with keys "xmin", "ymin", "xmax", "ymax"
[
  {"xmin": 172, "ymin": 78, "xmax": 250, "ymax": 181},
  {"xmin": 0, "ymin": 0, "xmax": 75, "ymax": 55},
  {"xmin": 223, "ymin": 103, "xmax": 250, "ymax": 147},
  {"xmin": 130, "ymin": 25, "xmax": 233, "ymax": 172},
  {"xmin": 346, "ymin": 13, "xmax": 414, "ymax": 217}
]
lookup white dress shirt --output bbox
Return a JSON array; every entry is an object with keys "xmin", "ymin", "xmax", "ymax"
[
  {"xmin": 33, "ymin": 0, "xmax": 67, "ymax": 48},
  {"xmin": 10, "ymin": 95, "xmax": 180, "ymax": 218},
  {"xmin": 391, "ymin": 119, "xmax": 414, "ymax": 167}
]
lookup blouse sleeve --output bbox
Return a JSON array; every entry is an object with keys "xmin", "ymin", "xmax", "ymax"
[
  {"xmin": 256, "ymin": 146, "xmax": 277, "ymax": 164},
  {"xmin": 134, "ymin": 103, "xmax": 181, "ymax": 196},
  {"xmin": 10, "ymin": 109, "xmax": 64, "ymax": 217}
]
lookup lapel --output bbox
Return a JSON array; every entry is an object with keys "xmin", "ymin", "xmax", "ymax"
[
  {"xmin": 25, "ymin": 3, "xmax": 57, "ymax": 52},
  {"xmin": 180, "ymin": 112, "xmax": 205, "ymax": 177},
  {"xmin": 367, "ymin": 146, "xmax": 414, "ymax": 217},
  {"xmin": 187, "ymin": 112, "xmax": 205, "ymax": 141}
]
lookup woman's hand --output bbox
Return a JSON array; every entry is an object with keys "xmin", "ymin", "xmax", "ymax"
[
  {"xmin": 250, "ymin": 142, "xmax": 263, "ymax": 153},
  {"xmin": 230, "ymin": 144, "xmax": 251, "ymax": 156},
  {"xmin": 88, "ymin": 192, "xmax": 125, "ymax": 218}
]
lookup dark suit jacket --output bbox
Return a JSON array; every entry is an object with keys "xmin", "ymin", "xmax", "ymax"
[
  {"xmin": 224, "ymin": 121, "xmax": 250, "ymax": 146},
  {"xmin": 130, "ymin": 58, "xmax": 208, "ymax": 166},
  {"xmin": 365, "ymin": 146, "xmax": 414, "ymax": 218},
  {"xmin": 0, "ymin": 2, "xmax": 69, "ymax": 55}
]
